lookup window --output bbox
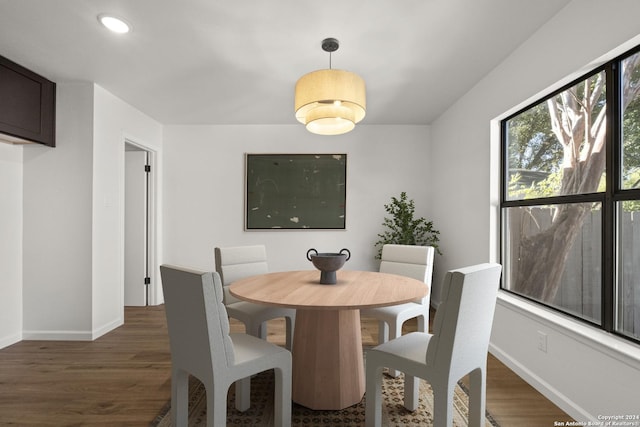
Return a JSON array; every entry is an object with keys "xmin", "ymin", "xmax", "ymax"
[
  {"xmin": 501, "ymin": 47, "xmax": 640, "ymax": 343},
  {"xmin": 617, "ymin": 51, "xmax": 640, "ymax": 341}
]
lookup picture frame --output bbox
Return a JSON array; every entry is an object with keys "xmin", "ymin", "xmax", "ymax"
[{"xmin": 245, "ymin": 153, "xmax": 347, "ymax": 230}]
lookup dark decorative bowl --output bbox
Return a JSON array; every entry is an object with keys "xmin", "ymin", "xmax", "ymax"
[{"xmin": 306, "ymin": 248, "xmax": 351, "ymax": 284}]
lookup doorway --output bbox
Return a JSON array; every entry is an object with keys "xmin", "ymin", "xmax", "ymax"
[{"xmin": 124, "ymin": 142, "xmax": 154, "ymax": 306}]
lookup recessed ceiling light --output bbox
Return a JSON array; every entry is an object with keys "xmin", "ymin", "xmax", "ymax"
[{"xmin": 97, "ymin": 14, "xmax": 131, "ymax": 34}]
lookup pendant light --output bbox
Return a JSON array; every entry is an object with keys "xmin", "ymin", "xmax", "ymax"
[{"xmin": 294, "ymin": 38, "xmax": 366, "ymax": 136}]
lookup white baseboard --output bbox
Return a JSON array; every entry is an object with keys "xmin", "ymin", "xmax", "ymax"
[
  {"xmin": 0, "ymin": 332, "xmax": 22, "ymax": 350},
  {"xmin": 22, "ymin": 330, "xmax": 93, "ymax": 341},
  {"xmin": 489, "ymin": 342, "xmax": 595, "ymax": 422},
  {"xmin": 21, "ymin": 317, "xmax": 123, "ymax": 342},
  {"xmin": 92, "ymin": 317, "xmax": 123, "ymax": 340}
]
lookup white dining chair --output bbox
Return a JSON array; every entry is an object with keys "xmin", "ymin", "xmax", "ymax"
[
  {"xmin": 160, "ymin": 265, "xmax": 292, "ymax": 427},
  {"xmin": 365, "ymin": 263, "xmax": 502, "ymax": 427},
  {"xmin": 215, "ymin": 245, "xmax": 296, "ymax": 350},
  {"xmin": 361, "ymin": 244, "xmax": 434, "ymax": 377}
]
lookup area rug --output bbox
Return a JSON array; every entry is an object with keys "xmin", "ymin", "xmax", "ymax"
[{"xmin": 151, "ymin": 369, "xmax": 499, "ymax": 426}]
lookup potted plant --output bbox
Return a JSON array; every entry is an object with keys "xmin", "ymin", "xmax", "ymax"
[{"xmin": 374, "ymin": 192, "xmax": 441, "ymax": 259}]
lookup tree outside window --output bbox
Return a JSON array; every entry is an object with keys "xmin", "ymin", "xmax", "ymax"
[{"xmin": 501, "ymin": 49, "xmax": 640, "ymax": 342}]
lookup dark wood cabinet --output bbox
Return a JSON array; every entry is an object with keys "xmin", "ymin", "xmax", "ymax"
[{"xmin": 0, "ymin": 55, "xmax": 55, "ymax": 147}]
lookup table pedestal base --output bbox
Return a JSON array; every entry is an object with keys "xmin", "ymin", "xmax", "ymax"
[{"xmin": 292, "ymin": 309, "xmax": 365, "ymax": 410}]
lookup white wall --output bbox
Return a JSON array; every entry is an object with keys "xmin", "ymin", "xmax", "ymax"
[
  {"xmin": 22, "ymin": 82, "xmax": 94, "ymax": 339},
  {"xmin": 0, "ymin": 143, "xmax": 23, "ymax": 348},
  {"xmin": 430, "ymin": 0, "xmax": 640, "ymax": 420},
  {"xmin": 162, "ymin": 125, "xmax": 431, "ymax": 274},
  {"xmin": 92, "ymin": 84, "xmax": 163, "ymax": 337},
  {"xmin": 19, "ymin": 82, "xmax": 163, "ymax": 342}
]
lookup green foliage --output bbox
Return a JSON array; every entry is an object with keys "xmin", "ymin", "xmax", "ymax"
[
  {"xmin": 507, "ymin": 59, "xmax": 640, "ymax": 208},
  {"xmin": 508, "ymin": 171, "xmax": 562, "ymax": 199},
  {"xmin": 623, "ymin": 94, "xmax": 640, "ymax": 183},
  {"xmin": 506, "ymin": 102, "xmax": 562, "ymax": 173},
  {"xmin": 623, "ymin": 199, "xmax": 640, "ymax": 212},
  {"xmin": 374, "ymin": 192, "xmax": 441, "ymax": 259},
  {"xmin": 510, "ymin": 170, "xmax": 640, "ymax": 211},
  {"xmin": 625, "ymin": 168, "xmax": 640, "ymax": 190}
]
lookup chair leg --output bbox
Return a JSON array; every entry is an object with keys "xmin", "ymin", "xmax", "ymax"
[
  {"xmin": 235, "ymin": 377, "xmax": 251, "ymax": 412},
  {"xmin": 403, "ymin": 374, "xmax": 420, "ymax": 411},
  {"xmin": 205, "ymin": 382, "xmax": 227, "ymax": 427},
  {"xmin": 468, "ymin": 367, "xmax": 486, "ymax": 427},
  {"xmin": 377, "ymin": 321, "xmax": 389, "ymax": 345},
  {"xmin": 365, "ymin": 361, "xmax": 385, "ymax": 427},
  {"xmin": 386, "ymin": 321, "xmax": 403, "ymax": 377},
  {"xmin": 432, "ymin": 380, "xmax": 455, "ymax": 427},
  {"xmin": 246, "ymin": 321, "xmax": 268, "ymax": 341},
  {"xmin": 258, "ymin": 321, "xmax": 268, "ymax": 340},
  {"xmin": 171, "ymin": 369, "xmax": 189, "ymax": 427},
  {"xmin": 417, "ymin": 313, "xmax": 427, "ymax": 333},
  {"xmin": 285, "ymin": 315, "xmax": 295, "ymax": 350},
  {"xmin": 273, "ymin": 366, "xmax": 292, "ymax": 427}
]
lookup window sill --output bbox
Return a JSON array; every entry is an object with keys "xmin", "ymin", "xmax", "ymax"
[{"xmin": 496, "ymin": 291, "xmax": 640, "ymax": 370}]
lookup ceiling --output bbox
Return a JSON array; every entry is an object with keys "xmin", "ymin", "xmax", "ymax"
[{"xmin": 0, "ymin": 0, "xmax": 571, "ymax": 126}]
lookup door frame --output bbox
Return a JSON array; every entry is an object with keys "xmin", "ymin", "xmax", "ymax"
[{"xmin": 122, "ymin": 138, "xmax": 160, "ymax": 306}]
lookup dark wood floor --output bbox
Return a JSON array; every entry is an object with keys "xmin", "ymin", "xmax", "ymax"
[{"xmin": 0, "ymin": 306, "xmax": 571, "ymax": 426}]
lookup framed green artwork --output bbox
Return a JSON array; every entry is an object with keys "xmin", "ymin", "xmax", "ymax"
[{"xmin": 245, "ymin": 153, "xmax": 347, "ymax": 229}]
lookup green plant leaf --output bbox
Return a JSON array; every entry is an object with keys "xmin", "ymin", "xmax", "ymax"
[{"xmin": 374, "ymin": 192, "xmax": 442, "ymax": 259}]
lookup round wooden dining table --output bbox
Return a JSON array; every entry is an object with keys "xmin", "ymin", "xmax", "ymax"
[{"xmin": 229, "ymin": 269, "xmax": 428, "ymax": 410}]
